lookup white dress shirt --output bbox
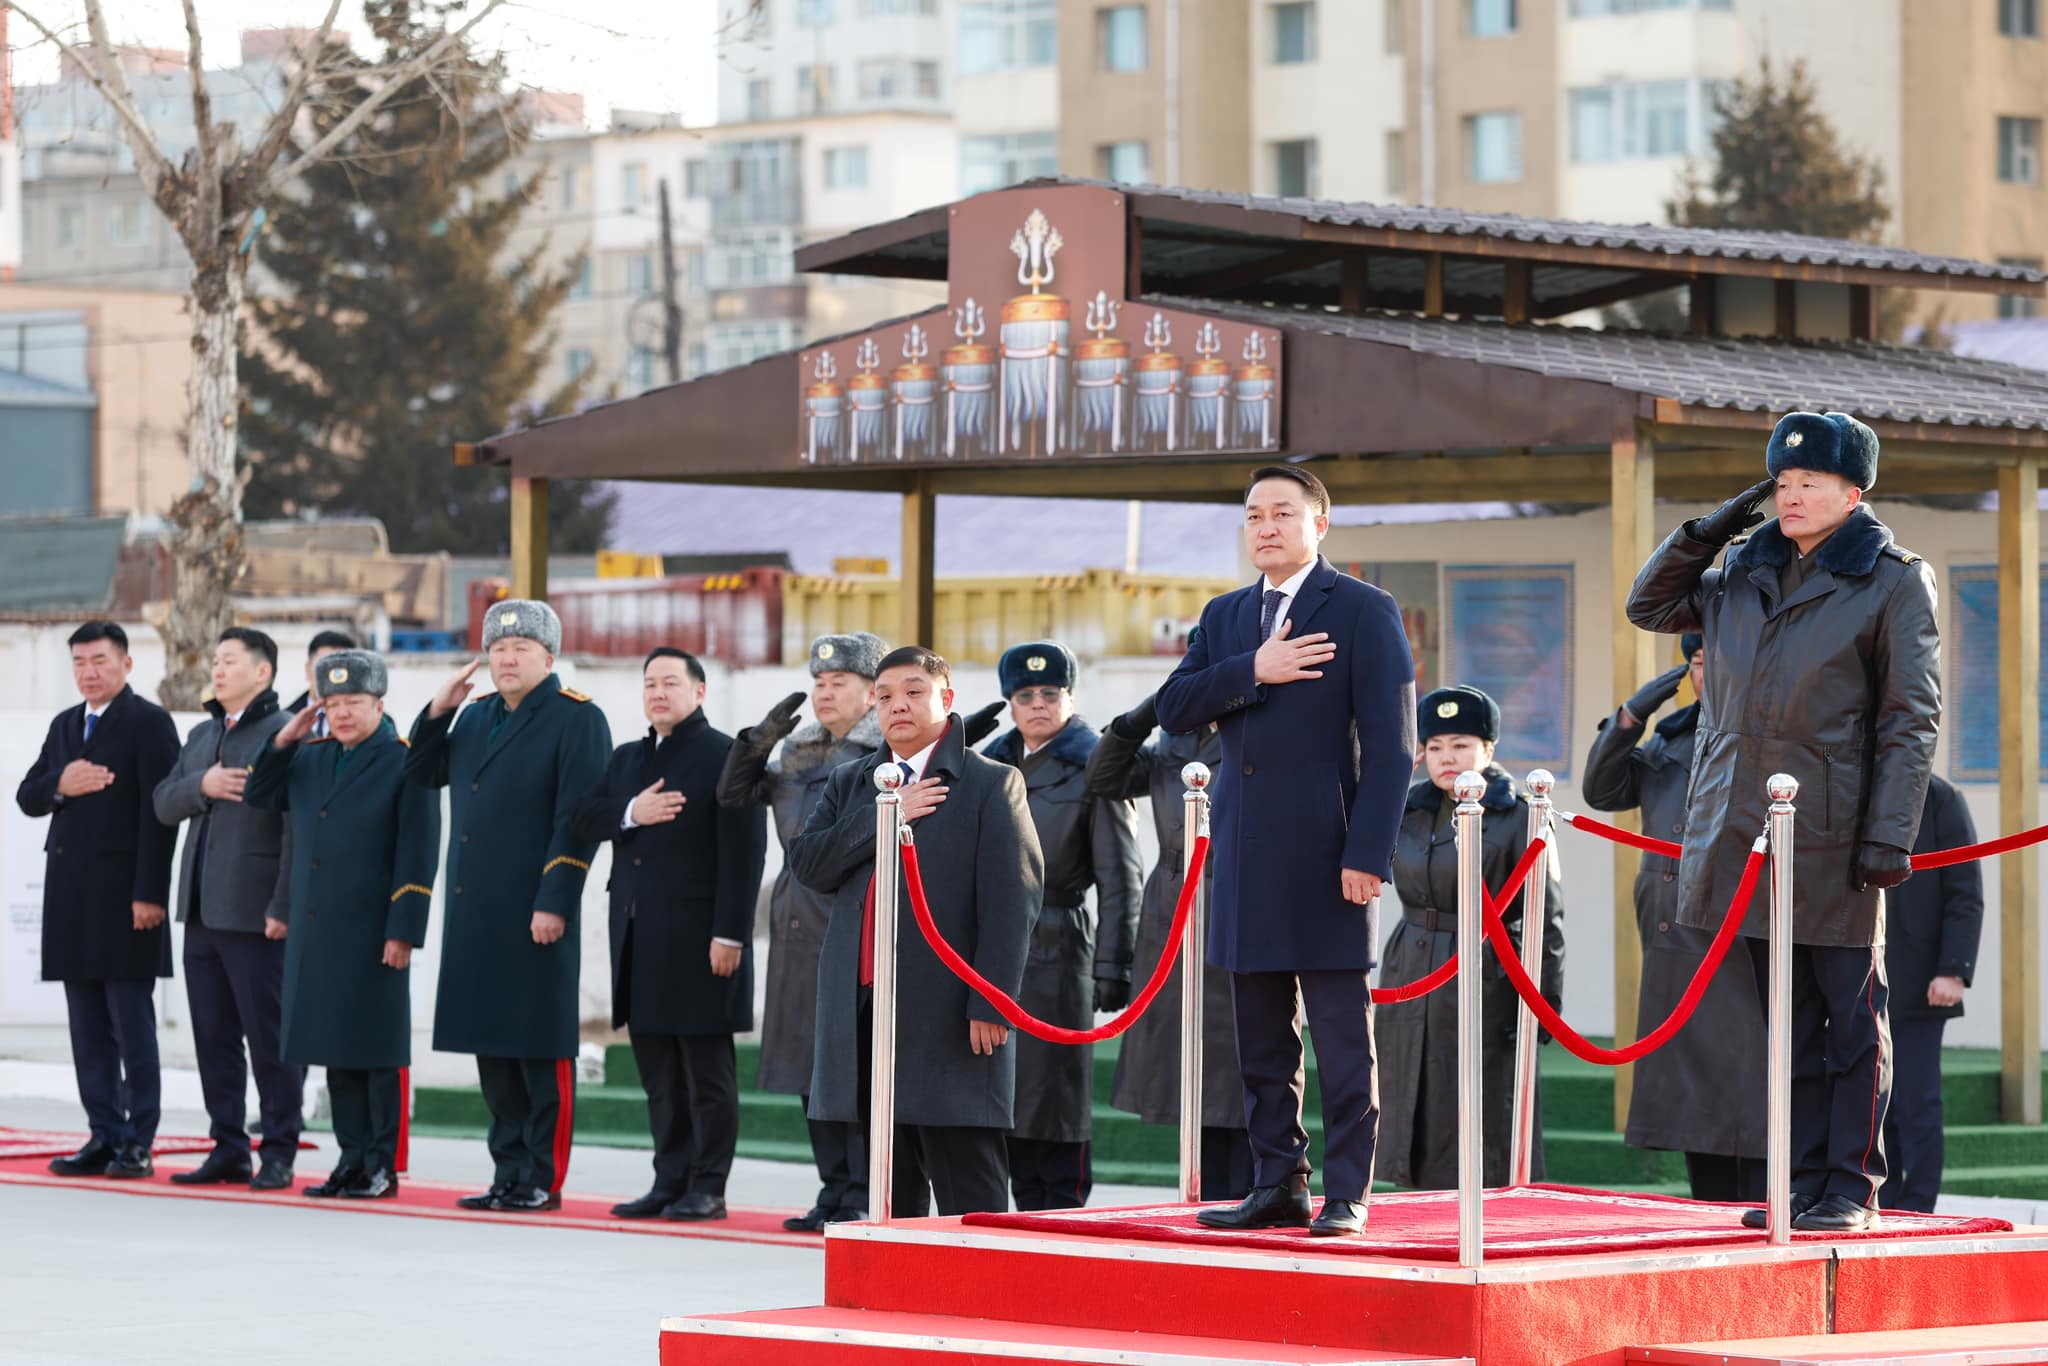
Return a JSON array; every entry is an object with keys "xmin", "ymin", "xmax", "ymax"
[
  {"xmin": 892, "ymin": 733, "xmax": 942, "ymax": 782},
  {"xmin": 1261, "ymin": 558, "xmax": 1318, "ymax": 635}
]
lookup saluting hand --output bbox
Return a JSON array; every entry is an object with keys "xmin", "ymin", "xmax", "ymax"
[
  {"xmin": 429, "ymin": 657, "xmax": 485, "ymax": 719},
  {"xmin": 630, "ymin": 779, "xmax": 686, "ymax": 826},
  {"xmin": 1254, "ymin": 620, "xmax": 1336, "ymax": 686},
  {"xmin": 530, "ymin": 911, "xmax": 567, "ymax": 945},
  {"xmin": 200, "ymin": 762, "xmax": 248, "ymax": 803},
  {"xmin": 274, "ymin": 703, "xmax": 322, "ymax": 747},
  {"xmin": 57, "ymin": 759, "xmax": 116, "ymax": 798},
  {"xmin": 1340, "ymin": 868, "xmax": 1382, "ymax": 906}
]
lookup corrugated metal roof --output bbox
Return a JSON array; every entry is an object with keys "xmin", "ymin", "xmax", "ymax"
[{"xmin": 0, "ymin": 517, "xmax": 127, "ymax": 612}]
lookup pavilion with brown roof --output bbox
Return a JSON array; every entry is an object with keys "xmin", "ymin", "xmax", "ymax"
[{"xmin": 462, "ymin": 178, "xmax": 2048, "ymax": 1125}]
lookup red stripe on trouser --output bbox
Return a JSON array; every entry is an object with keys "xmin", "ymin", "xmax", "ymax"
[
  {"xmin": 1858, "ymin": 951, "xmax": 1884, "ymax": 1205},
  {"xmin": 552, "ymin": 1058, "xmax": 575, "ymax": 1195},
  {"xmin": 396, "ymin": 1066, "xmax": 410, "ymax": 1175}
]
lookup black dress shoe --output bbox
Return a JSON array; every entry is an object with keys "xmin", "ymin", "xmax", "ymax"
[
  {"xmin": 825, "ymin": 1207, "xmax": 867, "ymax": 1224},
  {"xmin": 340, "ymin": 1168, "xmax": 399, "ymax": 1200},
  {"xmin": 171, "ymin": 1152, "xmax": 254, "ymax": 1186},
  {"xmin": 105, "ymin": 1144, "xmax": 154, "ymax": 1179},
  {"xmin": 1793, "ymin": 1194, "xmax": 1880, "ymax": 1233},
  {"xmin": 456, "ymin": 1182, "xmax": 514, "ymax": 1211},
  {"xmin": 613, "ymin": 1191, "xmax": 680, "ymax": 1220},
  {"xmin": 1195, "ymin": 1178, "xmax": 1312, "ymax": 1230},
  {"xmin": 1740, "ymin": 1192, "xmax": 1819, "ymax": 1230},
  {"xmin": 303, "ymin": 1168, "xmax": 363, "ymax": 1199},
  {"xmin": 782, "ymin": 1204, "xmax": 831, "ymax": 1232},
  {"xmin": 1310, "ymin": 1199, "xmax": 1366, "ymax": 1237},
  {"xmin": 248, "ymin": 1159, "xmax": 294, "ymax": 1192},
  {"xmin": 48, "ymin": 1138, "xmax": 117, "ymax": 1177},
  {"xmin": 496, "ymin": 1185, "xmax": 562, "ymax": 1212},
  {"xmin": 662, "ymin": 1192, "xmax": 728, "ymax": 1222}
]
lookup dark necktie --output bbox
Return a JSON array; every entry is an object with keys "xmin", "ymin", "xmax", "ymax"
[
  {"xmin": 83, "ymin": 711, "xmax": 97, "ymax": 743},
  {"xmin": 1260, "ymin": 588, "xmax": 1286, "ymax": 642}
]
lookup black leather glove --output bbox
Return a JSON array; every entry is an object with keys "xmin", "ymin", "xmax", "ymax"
[
  {"xmin": 963, "ymin": 700, "xmax": 1006, "ymax": 746},
  {"xmin": 757, "ymin": 690, "xmax": 806, "ymax": 740},
  {"xmin": 1688, "ymin": 477, "xmax": 1777, "ymax": 546},
  {"xmin": 1109, "ymin": 693, "xmax": 1160, "ymax": 741},
  {"xmin": 1623, "ymin": 665, "xmax": 1689, "ymax": 726},
  {"xmin": 1856, "ymin": 841, "xmax": 1913, "ymax": 892},
  {"xmin": 1093, "ymin": 975, "xmax": 1132, "ymax": 1013}
]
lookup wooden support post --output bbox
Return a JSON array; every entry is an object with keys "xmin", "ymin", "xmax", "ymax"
[
  {"xmin": 1503, "ymin": 261, "xmax": 1531, "ymax": 325},
  {"xmin": 1126, "ymin": 210, "xmax": 1145, "ymax": 299},
  {"xmin": 1849, "ymin": 285, "xmax": 1875, "ymax": 341},
  {"xmin": 1773, "ymin": 279, "xmax": 1797, "ymax": 340},
  {"xmin": 1688, "ymin": 278, "xmax": 1717, "ymax": 336},
  {"xmin": 1341, "ymin": 256, "xmax": 1372, "ymax": 314},
  {"xmin": 2000, "ymin": 457, "xmax": 2042, "ymax": 1125},
  {"xmin": 1609, "ymin": 427, "xmax": 1657, "ymax": 1131},
  {"xmin": 900, "ymin": 474, "xmax": 937, "ymax": 648},
  {"xmin": 510, "ymin": 475, "xmax": 550, "ymax": 603},
  {"xmin": 1423, "ymin": 255, "xmax": 1446, "ymax": 317}
]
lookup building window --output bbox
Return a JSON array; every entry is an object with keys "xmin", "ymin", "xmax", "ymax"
[
  {"xmin": 2000, "ymin": 116, "xmax": 2042, "ymax": 184},
  {"xmin": 1272, "ymin": 139, "xmax": 1319, "ymax": 198},
  {"xmin": 1999, "ymin": 259, "xmax": 2043, "ymax": 317},
  {"xmin": 1098, "ymin": 5, "xmax": 1148, "ymax": 71},
  {"xmin": 799, "ymin": 64, "xmax": 837, "ymax": 113},
  {"xmin": 915, "ymin": 60, "xmax": 942, "ymax": 96},
  {"xmin": 961, "ymin": 130, "xmax": 1060, "ymax": 194},
  {"xmin": 569, "ymin": 257, "xmax": 594, "ymax": 299},
  {"xmin": 1464, "ymin": 112, "xmax": 1522, "ymax": 182},
  {"xmin": 859, "ymin": 0, "xmax": 938, "ymax": 12},
  {"xmin": 107, "ymin": 202, "xmax": 146, "ymax": 248},
  {"xmin": 961, "ymin": 0, "xmax": 1057, "ymax": 74},
  {"xmin": 1098, "ymin": 140, "xmax": 1151, "ymax": 183},
  {"xmin": 57, "ymin": 205, "xmax": 84, "ymax": 247},
  {"xmin": 563, "ymin": 164, "xmax": 590, "ymax": 210},
  {"xmin": 1384, "ymin": 0, "xmax": 1405, "ymax": 51},
  {"xmin": 628, "ymin": 346, "xmax": 658, "ymax": 392},
  {"xmin": 706, "ymin": 229, "xmax": 797, "ymax": 289},
  {"xmin": 1272, "ymin": 2, "xmax": 1316, "ymax": 62},
  {"xmin": 1467, "ymin": 0, "xmax": 1516, "ymax": 36},
  {"xmin": 1385, "ymin": 129, "xmax": 1407, "ymax": 197},
  {"xmin": 708, "ymin": 138, "xmax": 804, "ymax": 230},
  {"xmin": 747, "ymin": 78, "xmax": 773, "ymax": 120},
  {"xmin": 2000, "ymin": 0, "xmax": 2039, "ymax": 35},
  {"xmin": 1570, "ymin": 80, "xmax": 1702, "ymax": 162},
  {"xmin": 626, "ymin": 253, "xmax": 655, "ymax": 295},
  {"xmin": 797, "ymin": 0, "xmax": 835, "ymax": 24},
  {"xmin": 566, "ymin": 348, "xmax": 594, "ymax": 382},
  {"xmin": 1570, "ymin": 0, "xmax": 1731, "ymax": 12},
  {"xmin": 825, "ymin": 146, "xmax": 872, "ymax": 188},
  {"xmin": 706, "ymin": 320, "xmax": 801, "ymax": 373},
  {"xmin": 684, "ymin": 160, "xmax": 706, "ymax": 197},
  {"xmin": 622, "ymin": 161, "xmax": 648, "ymax": 211},
  {"xmin": 856, "ymin": 58, "xmax": 940, "ymax": 101}
]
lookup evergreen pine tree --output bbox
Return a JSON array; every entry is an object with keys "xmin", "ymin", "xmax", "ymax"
[{"xmin": 243, "ymin": 0, "xmax": 612, "ymax": 554}]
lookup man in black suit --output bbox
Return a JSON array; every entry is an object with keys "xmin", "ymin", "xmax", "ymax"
[
  {"xmin": 1156, "ymin": 467, "xmax": 1417, "ymax": 1236},
  {"xmin": 572, "ymin": 648, "xmax": 768, "ymax": 1222},
  {"xmin": 790, "ymin": 646, "xmax": 1042, "ymax": 1216},
  {"xmin": 153, "ymin": 627, "xmax": 302, "ymax": 1189},
  {"xmin": 15, "ymin": 622, "xmax": 181, "ymax": 1179}
]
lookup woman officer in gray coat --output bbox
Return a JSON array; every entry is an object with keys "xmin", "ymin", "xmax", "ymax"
[{"xmin": 1375, "ymin": 685, "xmax": 1565, "ymax": 1191}]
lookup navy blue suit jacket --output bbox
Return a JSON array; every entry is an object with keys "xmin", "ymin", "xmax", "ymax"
[{"xmin": 1156, "ymin": 555, "xmax": 1416, "ymax": 974}]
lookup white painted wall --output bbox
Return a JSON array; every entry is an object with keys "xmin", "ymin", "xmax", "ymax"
[
  {"xmin": 1248, "ymin": 0, "xmax": 1407, "ymax": 201},
  {"xmin": 953, "ymin": 66, "xmax": 1059, "ymax": 139}
]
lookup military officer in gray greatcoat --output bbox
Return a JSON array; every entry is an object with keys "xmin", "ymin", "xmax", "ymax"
[
  {"xmin": 248, "ymin": 651, "xmax": 440, "ymax": 1199},
  {"xmin": 1085, "ymin": 691, "xmax": 1252, "ymax": 1201},
  {"xmin": 406, "ymin": 600, "xmax": 611, "ymax": 1212},
  {"xmin": 981, "ymin": 641, "xmax": 1143, "ymax": 1210},
  {"xmin": 717, "ymin": 631, "xmax": 887, "ymax": 1232}
]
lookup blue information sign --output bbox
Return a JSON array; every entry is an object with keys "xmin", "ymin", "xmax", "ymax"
[
  {"xmin": 1444, "ymin": 565, "xmax": 1575, "ymax": 776},
  {"xmin": 1949, "ymin": 566, "xmax": 2048, "ymax": 782}
]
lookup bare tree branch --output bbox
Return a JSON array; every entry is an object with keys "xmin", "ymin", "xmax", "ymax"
[
  {"xmin": 8, "ymin": 1, "xmax": 176, "ymax": 194},
  {"xmin": 179, "ymin": 0, "xmax": 219, "ymax": 227},
  {"xmin": 241, "ymin": 0, "xmax": 349, "ymax": 184},
  {"xmin": 264, "ymin": 0, "xmax": 512, "ymax": 197}
]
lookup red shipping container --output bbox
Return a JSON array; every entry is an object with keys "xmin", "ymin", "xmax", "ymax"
[{"xmin": 466, "ymin": 570, "xmax": 785, "ymax": 665}]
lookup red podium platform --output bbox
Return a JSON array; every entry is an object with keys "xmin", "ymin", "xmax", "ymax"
[{"xmin": 658, "ymin": 1189, "xmax": 2048, "ymax": 1366}]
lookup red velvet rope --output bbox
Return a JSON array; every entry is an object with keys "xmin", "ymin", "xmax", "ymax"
[
  {"xmin": 1486, "ymin": 842, "xmax": 1767, "ymax": 1066},
  {"xmin": 1560, "ymin": 811, "xmax": 1684, "ymax": 860},
  {"xmin": 899, "ymin": 834, "xmax": 1210, "ymax": 1045},
  {"xmin": 1368, "ymin": 834, "xmax": 1550, "ymax": 1005},
  {"xmin": 1909, "ymin": 823, "xmax": 2048, "ymax": 870}
]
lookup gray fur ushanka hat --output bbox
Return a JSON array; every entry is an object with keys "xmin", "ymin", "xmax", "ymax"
[{"xmin": 482, "ymin": 599, "xmax": 563, "ymax": 654}]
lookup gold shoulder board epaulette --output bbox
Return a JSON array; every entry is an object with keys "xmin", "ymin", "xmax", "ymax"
[
  {"xmin": 560, "ymin": 688, "xmax": 592, "ymax": 703},
  {"xmin": 1727, "ymin": 533, "xmax": 1752, "ymax": 546},
  {"xmin": 396, "ymin": 736, "xmax": 412, "ymax": 747},
  {"xmin": 1885, "ymin": 545, "xmax": 1922, "ymax": 565}
]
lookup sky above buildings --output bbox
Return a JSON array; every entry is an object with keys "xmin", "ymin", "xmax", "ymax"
[{"xmin": 8, "ymin": 0, "xmax": 724, "ymax": 128}]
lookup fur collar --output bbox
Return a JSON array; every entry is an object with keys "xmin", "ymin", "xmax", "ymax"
[
  {"xmin": 1405, "ymin": 762, "xmax": 1519, "ymax": 814},
  {"xmin": 1655, "ymin": 701, "xmax": 1700, "ymax": 741},
  {"xmin": 985, "ymin": 715, "xmax": 1099, "ymax": 769},
  {"xmin": 780, "ymin": 708, "xmax": 883, "ymax": 775},
  {"xmin": 1727, "ymin": 504, "xmax": 1894, "ymax": 577}
]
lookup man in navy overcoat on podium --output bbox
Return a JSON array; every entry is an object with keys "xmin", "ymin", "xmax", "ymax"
[{"xmin": 1156, "ymin": 465, "xmax": 1416, "ymax": 1236}]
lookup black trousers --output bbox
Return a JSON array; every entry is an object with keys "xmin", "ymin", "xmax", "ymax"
[
  {"xmin": 1232, "ymin": 969, "xmax": 1379, "ymax": 1202},
  {"xmin": 1880, "ymin": 1013, "xmax": 1948, "ymax": 1212},
  {"xmin": 1007, "ymin": 1136, "xmax": 1091, "ymax": 1210},
  {"xmin": 64, "ymin": 980, "xmax": 160, "ymax": 1148},
  {"xmin": 1747, "ymin": 939, "xmax": 1892, "ymax": 1206},
  {"xmin": 183, "ymin": 920, "xmax": 303, "ymax": 1162},
  {"xmin": 476, "ymin": 1055, "xmax": 575, "ymax": 1194},
  {"xmin": 804, "ymin": 1097, "xmax": 868, "ymax": 1214},
  {"xmin": 1201, "ymin": 1125, "xmax": 1256, "ymax": 1202},
  {"xmin": 1685, "ymin": 1151, "xmax": 1766, "ymax": 1202},
  {"xmin": 631, "ymin": 1030, "xmax": 738, "ymax": 1199},
  {"xmin": 328, "ymin": 1067, "xmax": 402, "ymax": 1175},
  {"xmin": 856, "ymin": 995, "xmax": 1010, "ymax": 1216}
]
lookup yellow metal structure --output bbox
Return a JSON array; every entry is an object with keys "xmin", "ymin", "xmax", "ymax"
[
  {"xmin": 782, "ymin": 568, "xmax": 1236, "ymax": 664},
  {"xmin": 596, "ymin": 550, "xmax": 665, "ymax": 578}
]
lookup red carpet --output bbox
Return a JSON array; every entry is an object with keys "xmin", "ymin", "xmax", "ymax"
[
  {"xmin": 0, "ymin": 1149, "xmax": 819, "ymax": 1249},
  {"xmin": 0, "ymin": 1127, "xmax": 228, "ymax": 1161},
  {"xmin": 961, "ymin": 1184, "xmax": 2014, "ymax": 1261}
]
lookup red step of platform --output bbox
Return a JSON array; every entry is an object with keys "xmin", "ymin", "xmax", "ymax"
[{"xmin": 1629, "ymin": 1319, "xmax": 2048, "ymax": 1366}]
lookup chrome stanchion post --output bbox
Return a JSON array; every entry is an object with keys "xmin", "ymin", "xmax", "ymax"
[
  {"xmin": 1765, "ymin": 773, "xmax": 1797, "ymax": 1245},
  {"xmin": 1178, "ymin": 761, "xmax": 1211, "ymax": 1204},
  {"xmin": 1510, "ymin": 769, "xmax": 1554, "ymax": 1188},
  {"xmin": 1454, "ymin": 769, "xmax": 1488, "ymax": 1267},
  {"xmin": 868, "ymin": 765, "xmax": 905, "ymax": 1223}
]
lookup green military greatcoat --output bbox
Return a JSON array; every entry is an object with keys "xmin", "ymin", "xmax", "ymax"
[
  {"xmin": 246, "ymin": 718, "xmax": 441, "ymax": 1070},
  {"xmin": 406, "ymin": 673, "xmax": 611, "ymax": 1060}
]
